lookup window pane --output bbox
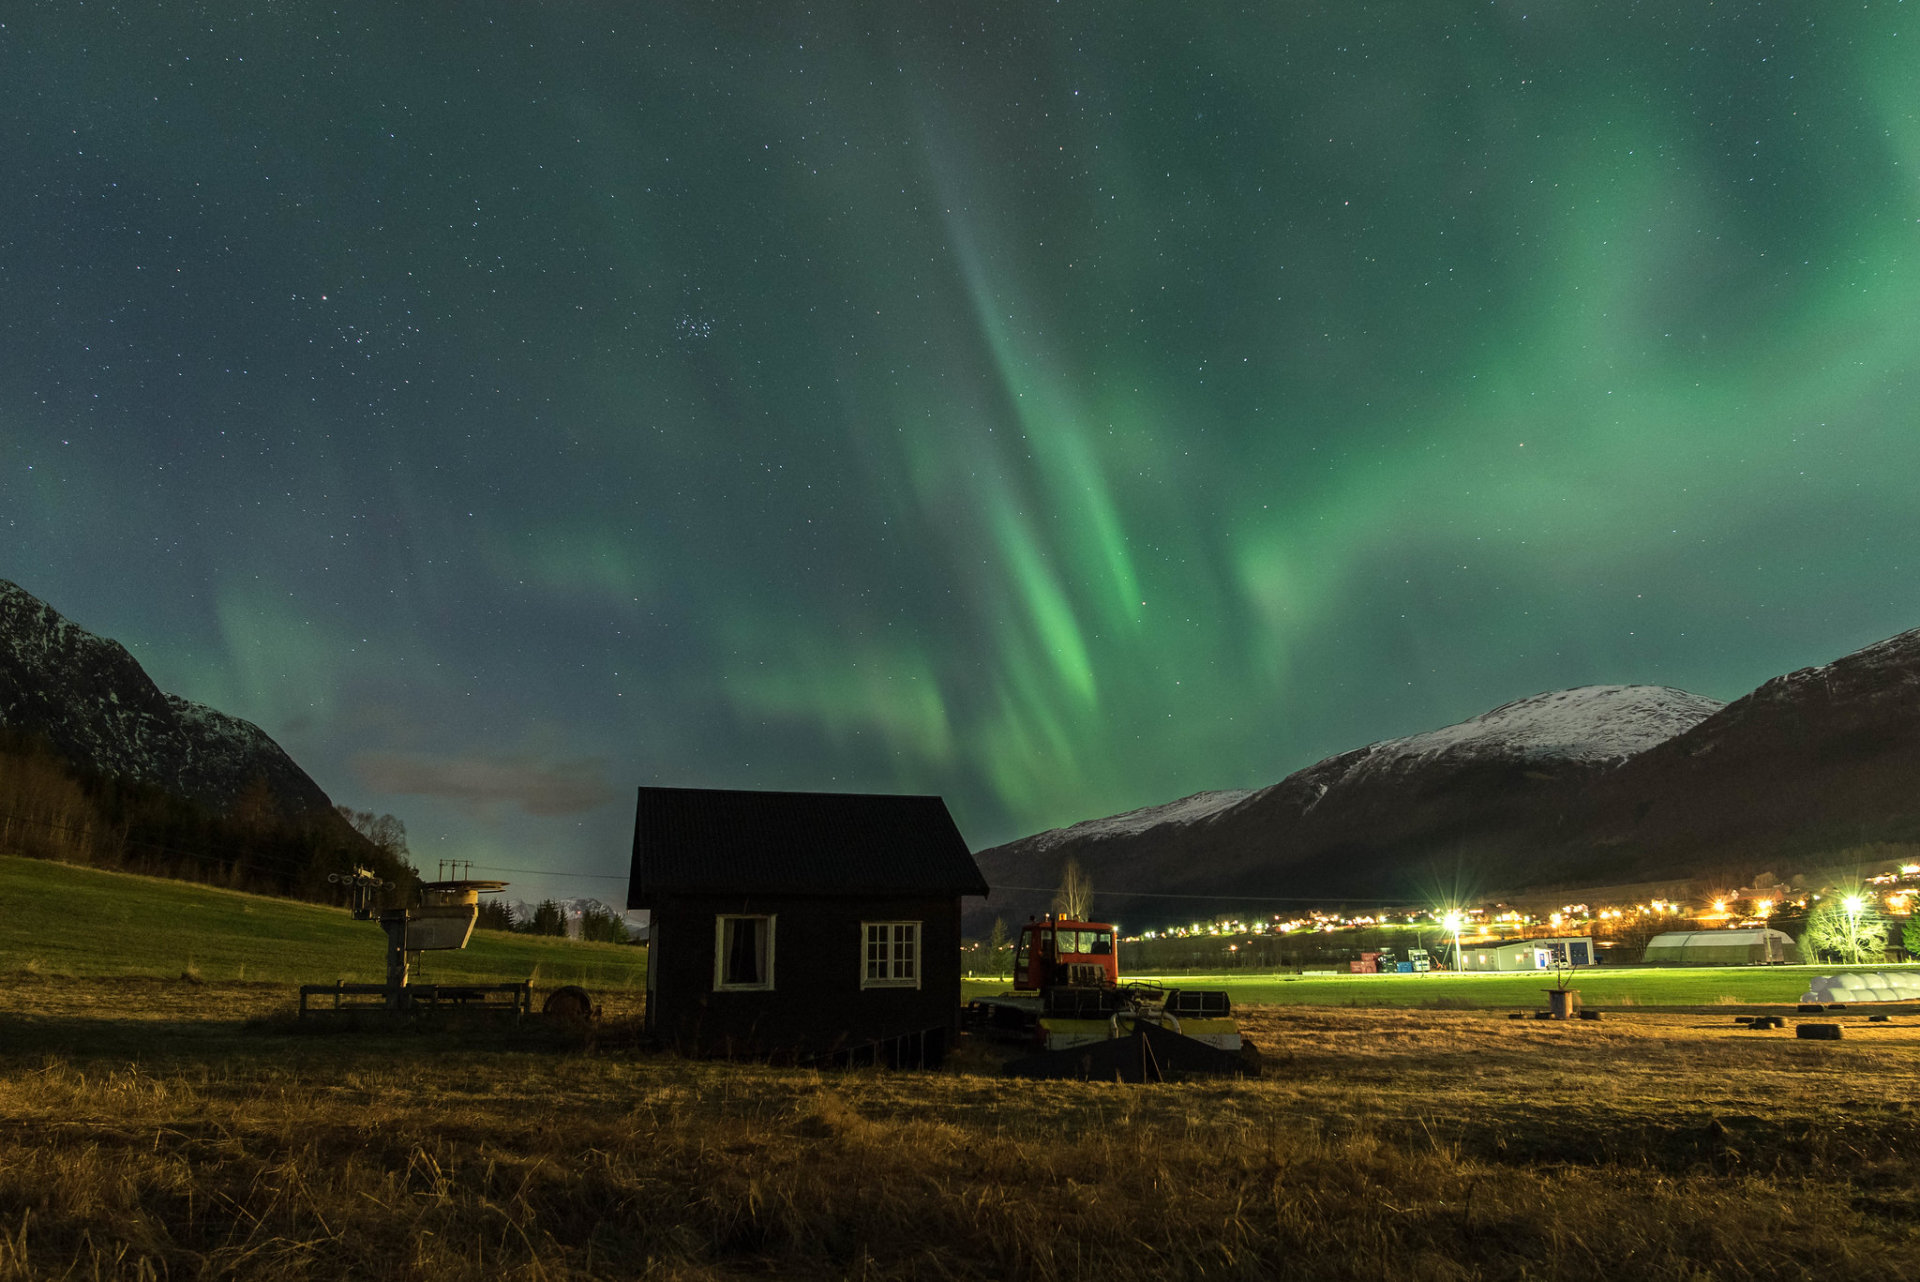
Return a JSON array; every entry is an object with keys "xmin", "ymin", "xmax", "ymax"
[
  {"xmin": 725, "ymin": 918, "xmax": 763, "ymax": 986},
  {"xmin": 860, "ymin": 922, "xmax": 920, "ymax": 985}
]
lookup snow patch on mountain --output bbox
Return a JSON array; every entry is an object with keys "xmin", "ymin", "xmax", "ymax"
[
  {"xmin": 1023, "ymin": 789, "xmax": 1256, "ymax": 852},
  {"xmin": 1340, "ymin": 685, "xmax": 1724, "ymax": 778}
]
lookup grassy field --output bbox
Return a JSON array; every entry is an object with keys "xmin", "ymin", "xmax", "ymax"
[
  {"xmin": 970, "ymin": 964, "xmax": 1895, "ymax": 1009},
  {"xmin": 11, "ymin": 853, "xmax": 1888, "ymax": 1009},
  {"xmin": 7, "ymin": 855, "xmax": 1920, "ymax": 1278},
  {"xmin": 6, "ymin": 975, "xmax": 1920, "ymax": 1279},
  {"xmin": 0, "ymin": 854, "xmax": 648, "ymax": 992}
]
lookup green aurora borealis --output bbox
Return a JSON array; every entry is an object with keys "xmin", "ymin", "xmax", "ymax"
[{"xmin": 7, "ymin": 3, "xmax": 1920, "ymax": 893}]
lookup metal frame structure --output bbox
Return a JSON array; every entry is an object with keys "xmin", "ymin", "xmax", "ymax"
[{"xmin": 299, "ymin": 868, "xmax": 526, "ymax": 1018}]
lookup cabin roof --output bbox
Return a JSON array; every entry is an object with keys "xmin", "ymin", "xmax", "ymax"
[{"xmin": 628, "ymin": 786, "xmax": 990, "ymax": 905}]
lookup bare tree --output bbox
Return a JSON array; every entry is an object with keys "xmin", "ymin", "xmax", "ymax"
[
  {"xmin": 336, "ymin": 806, "xmax": 409, "ymax": 859},
  {"xmin": 1052, "ymin": 855, "xmax": 1093, "ymax": 920}
]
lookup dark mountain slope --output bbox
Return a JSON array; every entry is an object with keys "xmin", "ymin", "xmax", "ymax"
[
  {"xmin": 974, "ymin": 629, "xmax": 1920, "ymax": 929},
  {"xmin": 0, "ymin": 578, "xmax": 333, "ymax": 818},
  {"xmin": 1572, "ymin": 627, "xmax": 1920, "ymax": 880},
  {"xmin": 0, "ymin": 578, "xmax": 399, "ymax": 897}
]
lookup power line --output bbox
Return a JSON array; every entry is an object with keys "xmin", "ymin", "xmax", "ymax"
[
  {"xmin": 0, "ymin": 813, "xmax": 628, "ymax": 887},
  {"xmin": 991, "ymin": 883, "xmax": 1409, "ymax": 906},
  {"xmin": 466, "ymin": 867, "xmax": 629, "ymax": 886},
  {"xmin": 1, "ymin": 809, "xmax": 320, "ymax": 879},
  {"xmin": 1, "ymin": 809, "xmax": 1412, "ymax": 908},
  {"xmin": 0, "ymin": 808, "xmax": 422, "ymax": 903},
  {"xmin": 461, "ymin": 873, "xmax": 1407, "ymax": 898}
]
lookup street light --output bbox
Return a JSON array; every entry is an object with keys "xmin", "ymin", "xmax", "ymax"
[{"xmin": 1442, "ymin": 910, "xmax": 1464, "ymax": 973}]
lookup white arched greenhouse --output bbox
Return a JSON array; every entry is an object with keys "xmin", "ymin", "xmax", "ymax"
[{"xmin": 1641, "ymin": 928, "xmax": 1794, "ymax": 965}]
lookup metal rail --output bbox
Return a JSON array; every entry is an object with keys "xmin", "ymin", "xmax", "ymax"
[{"xmin": 297, "ymin": 980, "xmax": 532, "ymax": 1017}]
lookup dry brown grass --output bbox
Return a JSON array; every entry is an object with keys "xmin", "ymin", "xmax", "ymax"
[{"xmin": 4, "ymin": 976, "xmax": 1919, "ymax": 1279}]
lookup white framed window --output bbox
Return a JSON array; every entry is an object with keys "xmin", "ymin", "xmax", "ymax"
[
  {"xmin": 714, "ymin": 914, "xmax": 775, "ymax": 991},
  {"xmin": 862, "ymin": 920, "xmax": 920, "ymax": 989}
]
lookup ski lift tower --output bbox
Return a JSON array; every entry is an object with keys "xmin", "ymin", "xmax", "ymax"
[{"xmin": 300, "ymin": 865, "xmax": 532, "ymax": 1016}]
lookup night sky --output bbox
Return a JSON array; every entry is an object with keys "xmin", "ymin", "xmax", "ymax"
[{"xmin": 7, "ymin": 3, "xmax": 1919, "ymax": 903}]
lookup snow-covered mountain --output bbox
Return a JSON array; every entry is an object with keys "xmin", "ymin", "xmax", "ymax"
[
  {"xmin": 0, "ymin": 578, "xmax": 335, "ymax": 818},
  {"xmin": 973, "ymin": 629, "xmax": 1920, "ymax": 925},
  {"xmin": 1339, "ymin": 685, "xmax": 1725, "ymax": 772},
  {"xmin": 1021, "ymin": 790, "xmax": 1256, "ymax": 854},
  {"xmin": 999, "ymin": 684, "xmax": 1722, "ymax": 872}
]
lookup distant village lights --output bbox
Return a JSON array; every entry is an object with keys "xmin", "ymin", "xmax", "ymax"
[{"xmin": 1116, "ymin": 868, "xmax": 1916, "ymax": 954}]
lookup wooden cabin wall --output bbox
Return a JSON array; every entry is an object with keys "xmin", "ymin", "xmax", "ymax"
[{"xmin": 646, "ymin": 892, "xmax": 963, "ymax": 1059}]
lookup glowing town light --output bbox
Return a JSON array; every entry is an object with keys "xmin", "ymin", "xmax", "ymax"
[{"xmin": 1442, "ymin": 910, "xmax": 1465, "ymax": 973}]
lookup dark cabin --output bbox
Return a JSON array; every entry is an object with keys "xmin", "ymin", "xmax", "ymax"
[{"xmin": 627, "ymin": 786, "xmax": 990, "ymax": 1067}]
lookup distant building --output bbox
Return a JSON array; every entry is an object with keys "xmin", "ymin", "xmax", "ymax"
[
  {"xmin": 1642, "ymin": 928, "xmax": 1794, "ymax": 965},
  {"xmin": 1457, "ymin": 936, "xmax": 1597, "ymax": 972},
  {"xmin": 626, "ymin": 786, "xmax": 989, "ymax": 1067}
]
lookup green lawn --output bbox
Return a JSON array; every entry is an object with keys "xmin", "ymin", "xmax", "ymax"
[
  {"xmin": 965, "ymin": 963, "xmax": 1913, "ymax": 1008},
  {"xmin": 9, "ymin": 854, "xmax": 1907, "ymax": 1010},
  {"xmin": 0, "ymin": 854, "xmax": 648, "ymax": 990}
]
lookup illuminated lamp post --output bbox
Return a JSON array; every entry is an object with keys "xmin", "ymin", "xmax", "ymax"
[{"xmin": 1442, "ymin": 910, "xmax": 1465, "ymax": 974}]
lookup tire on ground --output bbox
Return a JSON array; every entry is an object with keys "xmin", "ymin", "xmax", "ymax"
[{"xmin": 543, "ymin": 985, "xmax": 594, "ymax": 1023}]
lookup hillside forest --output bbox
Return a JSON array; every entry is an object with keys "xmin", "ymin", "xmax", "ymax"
[{"xmin": 0, "ymin": 727, "xmax": 412, "ymax": 903}]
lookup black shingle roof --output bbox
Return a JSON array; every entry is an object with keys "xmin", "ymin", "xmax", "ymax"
[{"xmin": 627, "ymin": 786, "xmax": 990, "ymax": 906}]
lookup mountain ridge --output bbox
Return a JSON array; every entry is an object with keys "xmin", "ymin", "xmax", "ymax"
[
  {"xmin": 974, "ymin": 630, "xmax": 1920, "ymax": 929},
  {"xmin": 0, "ymin": 578, "xmax": 335, "ymax": 819}
]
